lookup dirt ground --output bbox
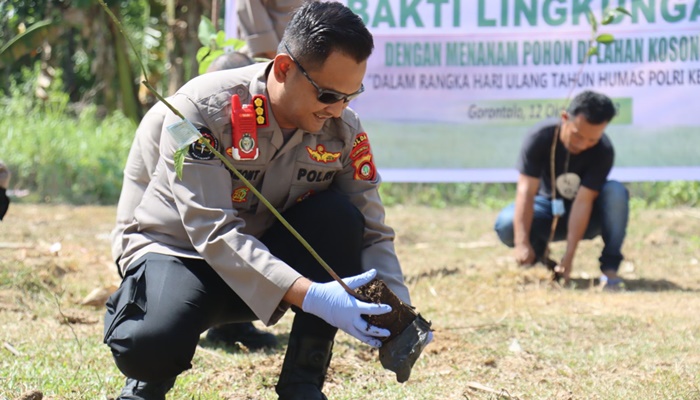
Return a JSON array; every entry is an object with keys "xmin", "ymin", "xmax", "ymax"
[{"xmin": 1, "ymin": 203, "xmax": 699, "ymax": 399}]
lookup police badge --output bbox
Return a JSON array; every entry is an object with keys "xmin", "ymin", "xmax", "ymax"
[{"xmin": 239, "ymin": 133, "xmax": 256, "ymax": 154}]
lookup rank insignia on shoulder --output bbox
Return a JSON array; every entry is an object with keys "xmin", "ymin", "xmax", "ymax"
[
  {"xmin": 231, "ymin": 95, "xmax": 260, "ymax": 160},
  {"xmin": 252, "ymin": 95, "xmax": 269, "ymax": 128},
  {"xmin": 188, "ymin": 128, "xmax": 219, "ymax": 160}
]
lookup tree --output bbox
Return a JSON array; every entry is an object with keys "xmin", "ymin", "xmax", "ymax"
[{"xmin": 0, "ymin": 0, "xmax": 211, "ymax": 121}]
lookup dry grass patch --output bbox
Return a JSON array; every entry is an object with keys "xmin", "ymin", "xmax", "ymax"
[{"xmin": 1, "ymin": 204, "xmax": 699, "ymax": 399}]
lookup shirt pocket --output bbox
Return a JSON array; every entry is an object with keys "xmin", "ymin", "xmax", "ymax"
[
  {"xmin": 228, "ymin": 167, "xmax": 264, "ymax": 212},
  {"xmin": 287, "ymin": 159, "xmax": 341, "ymax": 206}
]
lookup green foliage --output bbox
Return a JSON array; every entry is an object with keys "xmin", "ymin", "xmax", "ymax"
[
  {"xmin": 0, "ymin": 63, "xmax": 135, "ymax": 204},
  {"xmin": 378, "ymin": 181, "xmax": 700, "ymax": 211},
  {"xmin": 379, "ymin": 183, "xmax": 516, "ymax": 209},
  {"xmin": 627, "ymin": 181, "xmax": 700, "ymax": 209},
  {"xmin": 196, "ymin": 16, "xmax": 246, "ymax": 75},
  {"xmin": 174, "ymin": 147, "xmax": 186, "ymax": 180},
  {"xmin": 585, "ymin": 7, "xmax": 630, "ymax": 61},
  {"xmin": 0, "ymin": 19, "xmax": 60, "ymax": 69}
]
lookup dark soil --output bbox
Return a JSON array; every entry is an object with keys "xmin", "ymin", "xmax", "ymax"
[{"xmin": 355, "ymin": 278, "xmax": 418, "ymax": 342}]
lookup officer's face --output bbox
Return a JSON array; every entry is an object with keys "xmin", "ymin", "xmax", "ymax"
[
  {"xmin": 278, "ymin": 50, "xmax": 367, "ymax": 132},
  {"xmin": 560, "ymin": 112, "xmax": 607, "ymax": 155}
]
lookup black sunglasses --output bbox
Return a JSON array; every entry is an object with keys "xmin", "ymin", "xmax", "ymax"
[{"xmin": 283, "ymin": 43, "xmax": 364, "ymax": 105}]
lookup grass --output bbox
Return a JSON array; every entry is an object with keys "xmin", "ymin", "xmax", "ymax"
[
  {"xmin": 1, "ymin": 204, "xmax": 700, "ymax": 399},
  {"xmin": 0, "ymin": 76, "xmax": 136, "ymax": 204}
]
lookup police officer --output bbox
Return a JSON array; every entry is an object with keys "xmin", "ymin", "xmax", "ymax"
[
  {"xmin": 0, "ymin": 161, "xmax": 10, "ymax": 221},
  {"xmin": 236, "ymin": 0, "xmax": 303, "ymax": 59},
  {"xmin": 104, "ymin": 2, "xmax": 414, "ymax": 399},
  {"xmin": 111, "ymin": 51, "xmax": 278, "ymax": 352}
]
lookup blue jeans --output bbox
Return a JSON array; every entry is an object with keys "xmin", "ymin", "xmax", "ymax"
[{"xmin": 494, "ymin": 180, "xmax": 629, "ymax": 273}]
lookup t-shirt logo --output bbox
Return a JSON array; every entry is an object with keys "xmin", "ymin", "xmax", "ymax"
[{"xmin": 556, "ymin": 173, "xmax": 581, "ymax": 200}]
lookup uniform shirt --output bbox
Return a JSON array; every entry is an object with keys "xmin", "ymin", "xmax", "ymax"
[
  {"xmin": 236, "ymin": 0, "xmax": 303, "ymax": 57},
  {"xmin": 119, "ymin": 62, "xmax": 409, "ymax": 326},
  {"xmin": 517, "ymin": 118, "xmax": 614, "ymax": 201},
  {"xmin": 111, "ymin": 101, "xmax": 169, "ymax": 264}
]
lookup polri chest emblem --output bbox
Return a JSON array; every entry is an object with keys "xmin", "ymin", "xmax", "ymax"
[{"xmin": 306, "ymin": 145, "xmax": 341, "ymax": 163}]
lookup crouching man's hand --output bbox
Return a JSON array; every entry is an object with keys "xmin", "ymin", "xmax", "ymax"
[{"xmin": 301, "ymin": 269, "xmax": 391, "ymax": 348}]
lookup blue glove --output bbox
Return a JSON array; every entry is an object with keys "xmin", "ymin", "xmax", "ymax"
[{"xmin": 302, "ymin": 269, "xmax": 392, "ymax": 347}]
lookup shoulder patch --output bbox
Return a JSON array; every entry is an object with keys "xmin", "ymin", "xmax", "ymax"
[
  {"xmin": 350, "ymin": 132, "xmax": 376, "ymax": 181},
  {"xmin": 189, "ymin": 128, "xmax": 219, "ymax": 160}
]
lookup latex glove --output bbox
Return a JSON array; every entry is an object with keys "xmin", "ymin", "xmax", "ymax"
[{"xmin": 302, "ymin": 269, "xmax": 392, "ymax": 347}]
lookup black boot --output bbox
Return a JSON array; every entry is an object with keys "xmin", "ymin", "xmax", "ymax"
[
  {"xmin": 117, "ymin": 377, "xmax": 176, "ymax": 400},
  {"xmin": 275, "ymin": 335, "xmax": 334, "ymax": 400},
  {"xmin": 206, "ymin": 322, "xmax": 278, "ymax": 350}
]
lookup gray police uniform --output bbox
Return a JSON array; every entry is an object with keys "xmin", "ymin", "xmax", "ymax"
[
  {"xmin": 111, "ymin": 101, "xmax": 168, "ymax": 264},
  {"xmin": 119, "ymin": 62, "xmax": 410, "ymax": 327},
  {"xmin": 236, "ymin": 0, "xmax": 302, "ymax": 56}
]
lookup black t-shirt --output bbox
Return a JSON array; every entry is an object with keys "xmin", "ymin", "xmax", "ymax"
[{"xmin": 516, "ymin": 118, "xmax": 614, "ymax": 200}]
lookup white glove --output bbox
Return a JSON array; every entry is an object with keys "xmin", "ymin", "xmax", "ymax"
[{"xmin": 302, "ymin": 269, "xmax": 392, "ymax": 347}]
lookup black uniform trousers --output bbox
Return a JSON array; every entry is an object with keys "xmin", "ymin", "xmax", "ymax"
[{"xmin": 104, "ymin": 190, "xmax": 365, "ymax": 382}]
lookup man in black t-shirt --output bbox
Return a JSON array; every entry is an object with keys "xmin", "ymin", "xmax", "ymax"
[{"xmin": 494, "ymin": 91, "xmax": 629, "ymax": 289}]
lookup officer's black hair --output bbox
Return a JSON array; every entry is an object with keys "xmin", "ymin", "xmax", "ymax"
[
  {"xmin": 279, "ymin": 1, "xmax": 373, "ymax": 70},
  {"xmin": 566, "ymin": 90, "xmax": 617, "ymax": 125}
]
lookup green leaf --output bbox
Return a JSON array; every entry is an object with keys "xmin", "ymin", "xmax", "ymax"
[
  {"xmin": 601, "ymin": 8, "xmax": 617, "ymax": 25},
  {"xmin": 586, "ymin": 11, "xmax": 597, "ymax": 33},
  {"xmin": 198, "ymin": 49, "xmax": 224, "ymax": 74},
  {"xmin": 215, "ymin": 31, "xmax": 227, "ymax": 48},
  {"xmin": 615, "ymin": 6, "xmax": 632, "ymax": 17},
  {"xmin": 0, "ymin": 20, "xmax": 61, "ymax": 68},
  {"xmin": 587, "ymin": 46, "xmax": 598, "ymax": 57},
  {"xmin": 596, "ymin": 33, "xmax": 615, "ymax": 44},
  {"xmin": 197, "ymin": 16, "xmax": 216, "ymax": 47},
  {"xmin": 196, "ymin": 46, "xmax": 211, "ymax": 64},
  {"xmin": 221, "ymin": 38, "xmax": 244, "ymax": 49},
  {"xmin": 174, "ymin": 147, "xmax": 186, "ymax": 180}
]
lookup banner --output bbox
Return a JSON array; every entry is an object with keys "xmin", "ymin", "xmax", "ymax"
[
  {"xmin": 226, "ymin": 0, "xmax": 700, "ymax": 182},
  {"xmin": 341, "ymin": 0, "xmax": 700, "ymax": 182}
]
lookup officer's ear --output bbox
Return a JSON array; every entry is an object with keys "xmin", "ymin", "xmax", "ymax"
[
  {"xmin": 560, "ymin": 110, "xmax": 570, "ymax": 122},
  {"xmin": 271, "ymin": 54, "xmax": 294, "ymax": 83}
]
